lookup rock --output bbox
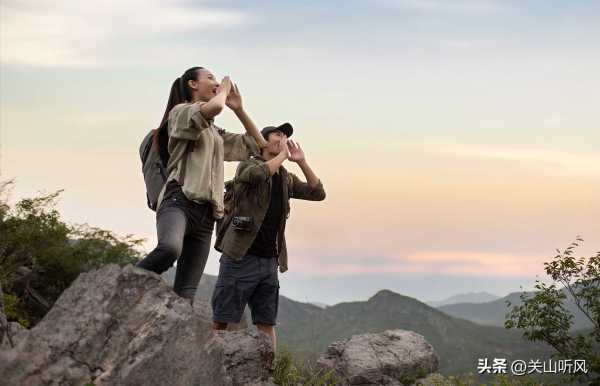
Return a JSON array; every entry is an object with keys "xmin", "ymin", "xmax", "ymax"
[
  {"xmin": 0, "ymin": 322, "xmax": 28, "ymax": 350},
  {"xmin": 0, "ymin": 283, "xmax": 6, "ymax": 346},
  {"xmin": 204, "ymin": 329, "xmax": 274, "ymax": 385},
  {"xmin": 0, "ymin": 264, "xmax": 274, "ymax": 386},
  {"xmin": 317, "ymin": 329, "xmax": 439, "ymax": 386},
  {"xmin": 1, "ymin": 277, "xmax": 30, "ymax": 350}
]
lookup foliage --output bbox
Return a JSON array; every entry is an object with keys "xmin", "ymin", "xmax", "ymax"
[
  {"xmin": 0, "ymin": 180, "xmax": 143, "ymax": 327},
  {"xmin": 3, "ymin": 292, "xmax": 30, "ymax": 328},
  {"xmin": 431, "ymin": 371, "xmax": 563, "ymax": 385},
  {"xmin": 273, "ymin": 347, "xmax": 342, "ymax": 386},
  {"xmin": 505, "ymin": 237, "xmax": 600, "ymax": 385}
]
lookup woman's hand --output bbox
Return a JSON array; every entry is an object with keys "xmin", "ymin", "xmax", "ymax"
[
  {"xmin": 287, "ymin": 139, "xmax": 305, "ymax": 163},
  {"xmin": 225, "ymin": 83, "xmax": 243, "ymax": 112},
  {"xmin": 217, "ymin": 76, "xmax": 233, "ymax": 95}
]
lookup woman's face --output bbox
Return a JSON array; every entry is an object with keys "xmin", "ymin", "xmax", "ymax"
[{"xmin": 189, "ymin": 68, "xmax": 220, "ymax": 102}]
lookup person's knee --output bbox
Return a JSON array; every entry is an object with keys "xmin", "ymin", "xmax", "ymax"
[
  {"xmin": 213, "ymin": 321, "xmax": 228, "ymax": 330},
  {"xmin": 143, "ymin": 241, "xmax": 181, "ymax": 273},
  {"xmin": 156, "ymin": 240, "xmax": 182, "ymax": 261}
]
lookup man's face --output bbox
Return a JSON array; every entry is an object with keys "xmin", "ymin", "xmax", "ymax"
[{"xmin": 266, "ymin": 130, "xmax": 287, "ymax": 155}]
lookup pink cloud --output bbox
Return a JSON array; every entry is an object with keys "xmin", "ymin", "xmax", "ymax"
[{"xmin": 287, "ymin": 250, "xmax": 547, "ymax": 277}]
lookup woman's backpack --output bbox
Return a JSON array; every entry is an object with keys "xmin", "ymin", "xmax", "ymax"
[
  {"xmin": 139, "ymin": 130, "xmax": 167, "ymax": 211},
  {"xmin": 139, "ymin": 129, "xmax": 194, "ymax": 211}
]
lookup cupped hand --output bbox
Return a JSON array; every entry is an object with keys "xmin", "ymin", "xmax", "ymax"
[
  {"xmin": 217, "ymin": 76, "xmax": 233, "ymax": 95},
  {"xmin": 225, "ymin": 82, "xmax": 243, "ymax": 111},
  {"xmin": 279, "ymin": 137, "xmax": 291, "ymax": 158},
  {"xmin": 287, "ymin": 139, "xmax": 305, "ymax": 163}
]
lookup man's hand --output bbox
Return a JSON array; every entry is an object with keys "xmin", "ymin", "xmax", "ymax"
[
  {"xmin": 265, "ymin": 136, "xmax": 290, "ymax": 176},
  {"xmin": 287, "ymin": 139, "xmax": 305, "ymax": 163},
  {"xmin": 280, "ymin": 137, "xmax": 291, "ymax": 159},
  {"xmin": 226, "ymin": 82, "xmax": 243, "ymax": 112}
]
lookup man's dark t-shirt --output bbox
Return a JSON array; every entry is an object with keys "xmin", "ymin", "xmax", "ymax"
[{"xmin": 247, "ymin": 171, "xmax": 283, "ymax": 258}]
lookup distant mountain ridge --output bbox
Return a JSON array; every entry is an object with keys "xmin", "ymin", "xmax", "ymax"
[
  {"xmin": 426, "ymin": 291, "xmax": 501, "ymax": 307},
  {"xmin": 276, "ymin": 289, "xmax": 555, "ymax": 377},
  {"xmin": 437, "ymin": 288, "xmax": 595, "ymax": 331}
]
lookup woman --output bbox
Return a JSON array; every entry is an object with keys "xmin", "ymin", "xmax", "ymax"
[{"xmin": 136, "ymin": 66, "xmax": 267, "ymax": 302}]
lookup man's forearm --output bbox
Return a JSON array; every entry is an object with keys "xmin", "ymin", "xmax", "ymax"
[
  {"xmin": 297, "ymin": 160, "xmax": 320, "ymax": 188},
  {"xmin": 265, "ymin": 152, "xmax": 287, "ymax": 176},
  {"xmin": 234, "ymin": 108, "xmax": 268, "ymax": 149}
]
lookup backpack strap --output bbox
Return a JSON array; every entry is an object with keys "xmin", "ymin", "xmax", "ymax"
[{"xmin": 177, "ymin": 140, "xmax": 195, "ymax": 185}]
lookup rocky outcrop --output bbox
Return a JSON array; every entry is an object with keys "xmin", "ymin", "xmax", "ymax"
[
  {"xmin": 0, "ymin": 283, "xmax": 6, "ymax": 346},
  {"xmin": 0, "ymin": 264, "xmax": 274, "ymax": 386},
  {"xmin": 0, "ymin": 321, "xmax": 27, "ymax": 350},
  {"xmin": 317, "ymin": 329, "xmax": 439, "ymax": 386}
]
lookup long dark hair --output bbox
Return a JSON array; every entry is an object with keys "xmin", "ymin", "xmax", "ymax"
[{"xmin": 154, "ymin": 66, "xmax": 204, "ymax": 167}]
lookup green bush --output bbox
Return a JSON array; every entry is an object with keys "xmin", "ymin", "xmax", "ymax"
[
  {"xmin": 0, "ymin": 180, "xmax": 143, "ymax": 327},
  {"xmin": 505, "ymin": 237, "xmax": 600, "ymax": 385},
  {"xmin": 434, "ymin": 372, "xmax": 561, "ymax": 385},
  {"xmin": 273, "ymin": 347, "xmax": 342, "ymax": 386}
]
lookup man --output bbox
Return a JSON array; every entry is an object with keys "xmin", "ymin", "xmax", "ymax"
[{"xmin": 212, "ymin": 123, "xmax": 325, "ymax": 350}]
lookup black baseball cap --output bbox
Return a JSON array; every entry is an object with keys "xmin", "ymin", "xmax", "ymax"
[{"xmin": 261, "ymin": 122, "xmax": 293, "ymax": 140}]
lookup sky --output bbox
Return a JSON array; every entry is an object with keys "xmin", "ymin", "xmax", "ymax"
[{"xmin": 1, "ymin": 0, "xmax": 599, "ymax": 305}]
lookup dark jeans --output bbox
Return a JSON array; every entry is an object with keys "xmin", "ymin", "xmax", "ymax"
[{"xmin": 137, "ymin": 181, "xmax": 215, "ymax": 299}]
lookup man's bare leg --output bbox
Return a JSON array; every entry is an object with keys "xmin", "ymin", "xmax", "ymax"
[
  {"xmin": 213, "ymin": 322, "xmax": 228, "ymax": 331},
  {"xmin": 256, "ymin": 323, "xmax": 276, "ymax": 351}
]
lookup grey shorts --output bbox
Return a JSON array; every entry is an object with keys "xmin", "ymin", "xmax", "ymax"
[{"xmin": 211, "ymin": 253, "xmax": 280, "ymax": 325}]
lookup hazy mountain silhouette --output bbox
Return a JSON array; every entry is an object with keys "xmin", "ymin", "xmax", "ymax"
[
  {"xmin": 426, "ymin": 291, "xmax": 501, "ymax": 307},
  {"xmin": 438, "ymin": 289, "xmax": 595, "ymax": 331}
]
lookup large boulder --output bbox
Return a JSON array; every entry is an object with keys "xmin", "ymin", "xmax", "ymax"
[
  {"xmin": 317, "ymin": 329, "xmax": 439, "ymax": 386},
  {"xmin": 0, "ymin": 264, "xmax": 274, "ymax": 386}
]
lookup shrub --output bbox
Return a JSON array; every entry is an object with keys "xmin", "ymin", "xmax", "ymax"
[
  {"xmin": 505, "ymin": 237, "xmax": 599, "ymax": 385},
  {"xmin": 273, "ymin": 347, "xmax": 342, "ymax": 386},
  {"xmin": 0, "ymin": 180, "xmax": 143, "ymax": 327}
]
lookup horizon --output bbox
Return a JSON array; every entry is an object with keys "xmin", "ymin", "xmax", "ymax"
[
  {"xmin": 164, "ymin": 269, "xmax": 541, "ymax": 308},
  {"xmin": 2, "ymin": 0, "xmax": 599, "ymax": 305}
]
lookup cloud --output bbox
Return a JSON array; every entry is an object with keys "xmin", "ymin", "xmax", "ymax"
[
  {"xmin": 0, "ymin": 0, "xmax": 247, "ymax": 67},
  {"xmin": 434, "ymin": 142, "xmax": 600, "ymax": 178},
  {"xmin": 290, "ymin": 250, "xmax": 547, "ymax": 277},
  {"xmin": 392, "ymin": 0, "xmax": 510, "ymax": 13}
]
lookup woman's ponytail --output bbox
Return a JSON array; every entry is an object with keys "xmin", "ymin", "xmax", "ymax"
[
  {"xmin": 154, "ymin": 66, "xmax": 203, "ymax": 167},
  {"xmin": 153, "ymin": 78, "xmax": 182, "ymax": 166}
]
